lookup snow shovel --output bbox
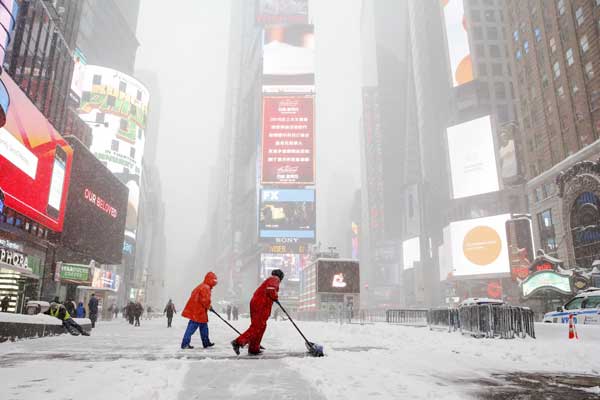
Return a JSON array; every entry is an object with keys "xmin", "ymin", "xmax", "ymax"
[
  {"xmin": 275, "ymin": 300, "xmax": 324, "ymax": 357},
  {"xmin": 210, "ymin": 308, "xmax": 265, "ymax": 350}
]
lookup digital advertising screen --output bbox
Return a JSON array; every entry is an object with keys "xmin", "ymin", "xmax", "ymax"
[
  {"xmin": 61, "ymin": 137, "xmax": 129, "ymax": 265},
  {"xmin": 447, "ymin": 115, "xmax": 499, "ymax": 199},
  {"xmin": 259, "ymin": 189, "xmax": 315, "ymax": 243},
  {"xmin": 442, "ymin": 0, "xmax": 473, "ymax": 87},
  {"xmin": 261, "ymin": 96, "xmax": 314, "ymax": 185},
  {"xmin": 0, "ymin": 74, "xmax": 73, "ymax": 231},
  {"xmin": 402, "ymin": 237, "xmax": 420, "ymax": 270},
  {"xmin": 256, "ymin": 0, "xmax": 308, "ymax": 25},
  {"xmin": 263, "ymin": 25, "xmax": 314, "ymax": 87},
  {"xmin": 260, "ymin": 253, "xmax": 309, "ymax": 282},
  {"xmin": 317, "ymin": 260, "xmax": 360, "ymax": 293}
]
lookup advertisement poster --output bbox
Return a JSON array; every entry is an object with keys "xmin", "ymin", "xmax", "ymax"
[
  {"xmin": 78, "ymin": 65, "xmax": 149, "ymax": 240},
  {"xmin": 0, "ymin": 74, "xmax": 73, "ymax": 231},
  {"xmin": 259, "ymin": 189, "xmax": 315, "ymax": 243},
  {"xmin": 261, "ymin": 96, "xmax": 314, "ymax": 185},
  {"xmin": 442, "ymin": 0, "xmax": 473, "ymax": 87},
  {"xmin": 256, "ymin": 0, "xmax": 308, "ymax": 25},
  {"xmin": 61, "ymin": 137, "xmax": 129, "ymax": 264},
  {"xmin": 263, "ymin": 25, "xmax": 314, "ymax": 88},
  {"xmin": 91, "ymin": 267, "xmax": 120, "ymax": 291},
  {"xmin": 260, "ymin": 253, "xmax": 308, "ymax": 282},
  {"xmin": 317, "ymin": 261, "xmax": 360, "ymax": 293},
  {"xmin": 447, "ymin": 115, "xmax": 500, "ymax": 199}
]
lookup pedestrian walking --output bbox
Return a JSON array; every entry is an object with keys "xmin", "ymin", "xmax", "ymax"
[
  {"xmin": 88, "ymin": 293, "xmax": 99, "ymax": 328},
  {"xmin": 231, "ymin": 269, "xmax": 283, "ymax": 355},
  {"xmin": 232, "ymin": 305, "xmax": 239, "ymax": 321},
  {"xmin": 164, "ymin": 299, "xmax": 176, "ymax": 328},
  {"xmin": 1, "ymin": 295, "xmax": 10, "ymax": 312},
  {"xmin": 180, "ymin": 271, "xmax": 218, "ymax": 349},
  {"xmin": 134, "ymin": 302, "xmax": 143, "ymax": 326},
  {"xmin": 113, "ymin": 303, "xmax": 119, "ymax": 319},
  {"xmin": 75, "ymin": 302, "xmax": 86, "ymax": 318},
  {"xmin": 146, "ymin": 306, "xmax": 152, "ymax": 320},
  {"xmin": 226, "ymin": 304, "xmax": 232, "ymax": 321},
  {"xmin": 126, "ymin": 301, "xmax": 135, "ymax": 325},
  {"xmin": 45, "ymin": 302, "xmax": 90, "ymax": 336}
]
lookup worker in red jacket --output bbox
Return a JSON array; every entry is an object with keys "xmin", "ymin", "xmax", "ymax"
[
  {"xmin": 181, "ymin": 271, "xmax": 218, "ymax": 349},
  {"xmin": 231, "ymin": 269, "xmax": 283, "ymax": 355}
]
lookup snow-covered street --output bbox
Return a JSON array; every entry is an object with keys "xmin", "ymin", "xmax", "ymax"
[{"xmin": 1, "ymin": 316, "xmax": 599, "ymax": 399}]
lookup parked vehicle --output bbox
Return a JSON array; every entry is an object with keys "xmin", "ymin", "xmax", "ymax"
[{"xmin": 543, "ymin": 288, "xmax": 600, "ymax": 325}]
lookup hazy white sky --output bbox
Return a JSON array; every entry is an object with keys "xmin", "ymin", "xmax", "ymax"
[{"xmin": 135, "ymin": 0, "xmax": 362, "ymax": 293}]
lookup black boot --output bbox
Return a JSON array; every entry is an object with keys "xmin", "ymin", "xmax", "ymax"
[{"xmin": 231, "ymin": 340, "xmax": 241, "ymax": 355}]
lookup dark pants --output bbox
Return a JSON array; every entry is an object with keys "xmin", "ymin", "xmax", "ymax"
[
  {"xmin": 128, "ymin": 314, "xmax": 134, "ymax": 324},
  {"xmin": 167, "ymin": 316, "xmax": 173, "ymax": 327},
  {"xmin": 181, "ymin": 320, "xmax": 210, "ymax": 348},
  {"xmin": 89, "ymin": 313, "xmax": 97, "ymax": 328},
  {"xmin": 135, "ymin": 315, "xmax": 140, "ymax": 326},
  {"xmin": 63, "ymin": 319, "xmax": 86, "ymax": 335}
]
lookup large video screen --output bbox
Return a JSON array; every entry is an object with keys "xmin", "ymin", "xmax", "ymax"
[
  {"xmin": 263, "ymin": 25, "xmax": 314, "ymax": 87},
  {"xmin": 0, "ymin": 74, "xmax": 73, "ymax": 231},
  {"xmin": 260, "ymin": 253, "xmax": 309, "ymax": 282},
  {"xmin": 442, "ymin": 0, "xmax": 473, "ymax": 87},
  {"xmin": 61, "ymin": 137, "xmax": 129, "ymax": 264},
  {"xmin": 317, "ymin": 260, "xmax": 360, "ymax": 293},
  {"xmin": 259, "ymin": 189, "xmax": 315, "ymax": 243},
  {"xmin": 402, "ymin": 237, "xmax": 420, "ymax": 270},
  {"xmin": 449, "ymin": 214, "xmax": 511, "ymax": 277},
  {"xmin": 447, "ymin": 115, "xmax": 499, "ymax": 199}
]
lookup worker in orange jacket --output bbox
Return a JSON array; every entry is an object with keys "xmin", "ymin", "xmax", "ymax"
[{"xmin": 181, "ymin": 271, "xmax": 218, "ymax": 349}]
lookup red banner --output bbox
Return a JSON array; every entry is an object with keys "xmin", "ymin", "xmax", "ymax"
[{"xmin": 261, "ymin": 96, "xmax": 314, "ymax": 185}]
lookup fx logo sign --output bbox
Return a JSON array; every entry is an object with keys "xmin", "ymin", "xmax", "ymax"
[{"xmin": 262, "ymin": 191, "xmax": 280, "ymax": 201}]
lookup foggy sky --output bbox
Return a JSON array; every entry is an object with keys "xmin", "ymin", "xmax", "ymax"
[{"xmin": 134, "ymin": 1, "xmax": 362, "ymax": 297}]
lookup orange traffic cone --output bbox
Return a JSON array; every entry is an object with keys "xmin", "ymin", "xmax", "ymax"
[{"xmin": 568, "ymin": 314, "xmax": 579, "ymax": 340}]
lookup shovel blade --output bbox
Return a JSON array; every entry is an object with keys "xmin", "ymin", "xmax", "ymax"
[{"xmin": 305, "ymin": 341, "xmax": 324, "ymax": 357}]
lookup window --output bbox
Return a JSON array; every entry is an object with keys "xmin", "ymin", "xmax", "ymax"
[
  {"xmin": 537, "ymin": 209, "xmax": 557, "ymax": 254},
  {"xmin": 485, "ymin": 10, "xmax": 495, "ymax": 22},
  {"xmin": 107, "ymin": 95, "xmax": 116, "ymax": 106},
  {"xmin": 516, "ymin": 49, "xmax": 522, "ymax": 60},
  {"xmin": 490, "ymin": 44, "xmax": 501, "ymax": 58},
  {"xmin": 473, "ymin": 27, "xmax": 483, "ymax": 40},
  {"xmin": 492, "ymin": 63, "xmax": 502, "ymax": 76},
  {"xmin": 476, "ymin": 44, "xmax": 485, "ymax": 58},
  {"xmin": 542, "ymin": 73, "xmax": 549, "ymax": 88},
  {"xmin": 497, "ymin": 104, "xmax": 509, "ymax": 123},
  {"xmin": 486, "ymin": 27, "xmax": 498, "ymax": 40},
  {"xmin": 575, "ymin": 7, "xmax": 584, "ymax": 26},
  {"xmin": 572, "ymin": 82, "xmax": 579, "ymax": 94},
  {"xmin": 586, "ymin": 62, "xmax": 594, "ymax": 80},
  {"xmin": 566, "ymin": 48, "xmax": 574, "ymax": 66},
  {"xmin": 119, "ymin": 81, "xmax": 127, "ymax": 92},
  {"xmin": 130, "ymin": 147, "xmax": 136, "ymax": 158},
  {"xmin": 553, "ymin": 61, "xmax": 561, "ymax": 79},
  {"xmin": 557, "ymin": 86, "xmax": 564, "ymax": 97},
  {"xmin": 478, "ymin": 84, "xmax": 490, "ymax": 99},
  {"xmin": 138, "ymin": 127, "xmax": 144, "ymax": 139},
  {"xmin": 137, "ymin": 90, "xmax": 142, "ymax": 101},
  {"xmin": 131, "ymin": 104, "xmax": 137, "ymax": 116},
  {"xmin": 524, "ymin": 41, "xmax": 529, "ymax": 54},
  {"xmin": 92, "ymin": 74, "xmax": 102, "ymax": 85},
  {"xmin": 478, "ymin": 63, "xmax": 488, "ymax": 76},
  {"xmin": 564, "ymin": 297, "xmax": 584, "ymax": 310},
  {"xmin": 494, "ymin": 82, "xmax": 506, "ymax": 99},
  {"xmin": 82, "ymin": 91, "xmax": 91, "ymax": 102},
  {"xmin": 120, "ymin": 119, "xmax": 128, "ymax": 131},
  {"xmin": 580, "ymin": 35, "xmax": 589, "ymax": 53},
  {"xmin": 95, "ymin": 112, "xmax": 105, "ymax": 123},
  {"xmin": 550, "ymin": 37, "xmax": 556, "ymax": 53},
  {"xmin": 583, "ymin": 296, "xmax": 600, "ymax": 309},
  {"xmin": 111, "ymin": 140, "xmax": 119, "ymax": 152},
  {"xmin": 557, "ymin": 0, "xmax": 565, "ymax": 16},
  {"xmin": 513, "ymin": 30, "xmax": 519, "ymax": 42},
  {"xmin": 534, "ymin": 28, "xmax": 541, "ymax": 42}
]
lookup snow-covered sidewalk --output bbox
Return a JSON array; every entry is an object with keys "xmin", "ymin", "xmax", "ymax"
[{"xmin": 0, "ymin": 315, "xmax": 599, "ymax": 399}]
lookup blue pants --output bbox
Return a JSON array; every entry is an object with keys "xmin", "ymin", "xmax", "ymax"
[{"xmin": 181, "ymin": 320, "xmax": 210, "ymax": 348}]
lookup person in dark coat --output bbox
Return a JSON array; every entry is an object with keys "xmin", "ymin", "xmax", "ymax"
[
  {"xmin": 231, "ymin": 269, "xmax": 283, "ymax": 355},
  {"xmin": 126, "ymin": 302, "xmax": 135, "ymax": 325},
  {"xmin": 64, "ymin": 298, "xmax": 76, "ymax": 317},
  {"xmin": 1, "ymin": 295, "xmax": 10, "ymax": 312},
  {"xmin": 164, "ymin": 299, "xmax": 176, "ymax": 328},
  {"xmin": 45, "ymin": 302, "xmax": 89, "ymax": 336},
  {"xmin": 134, "ymin": 302, "xmax": 143, "ymax": 326},
  {"xmin": 232, "ymin": 305, "xmax": 239, "ymax": 320},
  {"xmin": 226, "ymin": 304, "xmax": 232, "ymax": 321},
  {"xmin": 76, "ymin": 302, "xmax": 86, "ymax": 318},
  {"xmin": 88, "ymin": 293, "xmax": 99, "ymax": 328}
]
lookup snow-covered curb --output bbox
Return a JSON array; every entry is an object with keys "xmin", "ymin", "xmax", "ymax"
[{"xmin": 1, "ymin": 313, "xmax": 92, "ymax": 341}]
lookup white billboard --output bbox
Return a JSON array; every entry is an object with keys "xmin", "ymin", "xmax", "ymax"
[
  {"xmin": 442, "ymin": 0, "xmax": 473, "ymax": 87},
  {"xmin": 442, "ymin": 214, "xmax": 511, "ymax": 278},
  {"xmin": 447, "ymin": 115, "xmax": 500, "ymax": 199},
  {"xmin": 78, "ymin": 65, "xmax": 150, "ymax": 238},
  {"xmin": 402, "ymin": 237, "xmax": 420, "ymax": 270}
]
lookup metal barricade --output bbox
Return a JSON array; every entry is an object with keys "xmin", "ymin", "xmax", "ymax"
[
  {"xmin": 385, "ymin": 309, "xmax": 429, "ymax": 327},
  {"xmin": 427, "ymin": 308, "xmax": 459, "ymax": 332},
  {"xmin": 457, "ymin": 305, "xmax": 535, "ymax": 339}
]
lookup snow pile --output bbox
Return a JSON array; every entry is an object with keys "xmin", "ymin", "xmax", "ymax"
[{"xmin": 0, "ymin": 312, "xmax": 62, "ymax": 325}]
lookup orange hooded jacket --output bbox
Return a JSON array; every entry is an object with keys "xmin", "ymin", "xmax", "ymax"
[{"xmin": 182, "ymin": 272, "xmax": 218, "ymax": 323}]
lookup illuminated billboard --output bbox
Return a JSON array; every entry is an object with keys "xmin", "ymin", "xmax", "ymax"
[
  {"xmin": 61, "ymin": 137, "xmax": 129, "ymax": 265},
  {"xmin": 447, "ymin": 115, "xmax": 499, "ymax": 199},
  {"xmin": 263, "ymin": 25, "xmax": 314, "ymax": 89},
  {"xmin": 0, "ymin": 74, "xmax": 73, "ymax": 231},
  {"xmin": 317, "ymin": 260, "xmax": 360, "ymax": 293},
  {"xmin": 402, "ymin": 237, "xmax": 420, "ymax": 270},
  {"xmin": 0, "ymin": 1, "xmax": 18, "ymax": 67},
  {"xmin": 261, "ymin": 96, "xmax": 314, "ymax": 185},
  {"xmin": 78, "ymin": 65, "xmax": 149, "ymax": 239},
  {"xmin": 69, "ymin": 48, "xmax": 87, "ymax": 105},
  {"xmin": 442, "ymin": 0, "xmax": 473, "ymax": 87},
  {"xmin": 260, "ymin": 253, "xmax": 309, "ymax": 282},
  {"xmin": 259, "ymin": 189, "xmax": 315, "ymax": 243},
  {"xmin": 256, "ymin": 0, "xmax": 308, "ymax": 25},
  {"xmin": 446, "ymin": 214, "xmax": 511, "ymax": 278}
]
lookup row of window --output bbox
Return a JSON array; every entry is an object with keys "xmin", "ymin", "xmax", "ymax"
[
  {"xmin": 0, "ymin": 208, "xmax": 49, "ymax": 240},
  {"xmin": 92, "ymin": 74, "xmax": 144, "ymax": 101},
  {"xmin": 110, "ymin": 139, "xmax": 136, "ymax": 159}
]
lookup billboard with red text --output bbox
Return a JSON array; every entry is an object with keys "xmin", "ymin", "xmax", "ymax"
[
  {"xmin": 0, "ymin": 74, "xmax": 73, "ymax": 231},
  {"xmin": 261, "ymin": 95, "xmax": 314, "ymax": 185},
  {"xmin": 61, "ymin": 137, "xmax": 128, "ymax": 264}
]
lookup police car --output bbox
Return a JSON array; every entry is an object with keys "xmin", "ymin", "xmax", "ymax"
[{"xmin": 543, "ymin": 288, "xmax": 600, "ymax": 325}]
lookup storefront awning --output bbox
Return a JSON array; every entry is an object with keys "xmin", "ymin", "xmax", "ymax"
[{"xmin": 0, "ymin": 263, "xmax": 39, "ymax": 279}]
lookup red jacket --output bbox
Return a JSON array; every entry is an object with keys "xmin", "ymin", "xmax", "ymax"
[
  {"xmin": 250, "ymin": 276, "xmax": 280, "ymax": 321},
  {"xmin": 182, "ymin": 272, "xmax": 217, "ymax": 323}
]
